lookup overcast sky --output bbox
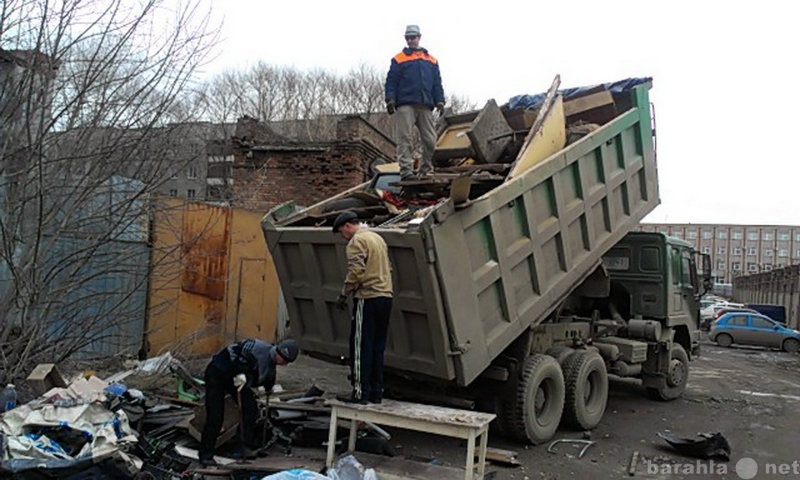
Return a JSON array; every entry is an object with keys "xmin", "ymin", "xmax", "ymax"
[{"xmin": 196, "ymin": 0, "xmax": 798, "ymax": 225}]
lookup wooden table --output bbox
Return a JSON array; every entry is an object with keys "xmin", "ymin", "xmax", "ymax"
[{"xmin": 325, "ymin": 398, "xmax": 496, "ymax": 480}]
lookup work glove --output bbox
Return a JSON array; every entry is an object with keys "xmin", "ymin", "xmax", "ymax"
[
  {"xmin": 435, "ymin": 102, "xmax": 445, "ymax": 116},
  {"xmin": 386, "ymin": 100, "xmax": 396, "ymax": 115},
  {"xmin": 336, "ymin": 294, "xmax": 348, "ymax": 311},
  {"xmin": 233, "ymin": 373, "xmax": 246, "ymax": 391}
]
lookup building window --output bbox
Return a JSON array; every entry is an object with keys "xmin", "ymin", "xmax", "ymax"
[
  {"xmin": 732, "ymin": 262, "xmax": 741, "ymax": 271},
  {"xmin": 717, "ymin": 231, "xmax": 727, "ymax": 240},
  {"xmin": 779, "ymin": 249, "xmax": 789, "ymax": 257},
  {"xmin": 717, "ymin": 261, "xmax": 725, "ymax": 271},
  {"xmin": 672, "ymin": 231, "xmax": 682, "ymax": 238},
  {"xmin": 702, "ymin": 246, "xmax": 711, "ymax": 254},
  {"xmin": 764, "ymin": 249, "xmax": 773, "ymax": 257},
  {"xmin": 747, "ymin": 247, "xmax": 757, "ymax": 256},
  {"xmin": 778, "ymin": 232, "xmax": 790, "ymax": 241},
  {"xmin": 187, "ymin": 165, "xmax": 198, "ymax": 179},
  {"xmin": 748, "ymin": 232, "xmax": 759, "ymax": 241},
  {"xmin": 187, "ymin": 189, "xmax": 196, "ymax": 199},
  {"xmin": 732, "ymin": 247, "xmax": 742, "ymax": 256},
  {"xmin": 796, "ymin": 233, "xmax": 800, "ymax": 242},
  {"xmin": 703, "ymin": 231, "xmax": 712, "ymax": 240},
  {"xmin": 732, "ymin": 231, "xmax": 743, "ymax": 240},
  {"xmin": 763, "ymin": 264, "xmax": 773, "ymax": 271},
  {"xmin": 796, "ymin": 248, "xmax": 800, "ymax": 259},
  {"xmin": 763, "ymin": 232, "xmax": 774, "ymax": 241},
  {"xmin": 687, "ymin": 230, "xmax": 697, "ymax": 240},
  {"xmin": 748, "ymin": 262, "xmax": 758, "ymax": 272},
  {"xmin": 717, "ymin": 246, "xmax": 726, "ymax": 255},
  {"xmin": 168, "ymin": 189, "xmax": 177, "ymax": 197}
]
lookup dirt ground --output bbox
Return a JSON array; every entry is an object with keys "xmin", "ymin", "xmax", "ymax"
[{"xmin": 278, "ymin": 339, "xmax": 800, "ymax": 480}]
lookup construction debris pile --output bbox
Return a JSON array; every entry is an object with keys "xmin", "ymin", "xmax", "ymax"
[
  {"xmin": 280, "ymin": 76, "xmax": 651, "ymax": 230},
  {"xmin": 0, "ymin": 355, "xmax": 403, "ymax": 479}
]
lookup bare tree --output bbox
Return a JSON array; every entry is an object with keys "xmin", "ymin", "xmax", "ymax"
[{"xmin": 0, "ymin": 0, "xmax": 217, "ymax": 382}]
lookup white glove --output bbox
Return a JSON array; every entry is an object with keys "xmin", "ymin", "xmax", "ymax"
[{"xmin": 233, "ymin": 373, "xmax": 246, "ymax": 391}]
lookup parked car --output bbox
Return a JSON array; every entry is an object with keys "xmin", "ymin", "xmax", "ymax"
[
  {"xmin": 701, "ymin": 306, "xmax": 756, "ymax": 331},
  {"xmin": 710, "ymin": 312, "xmax": 800, "ymax": 353},
  {"xmin": 700, "ymin": 301, "xmax": 744, "ymax": 323}
]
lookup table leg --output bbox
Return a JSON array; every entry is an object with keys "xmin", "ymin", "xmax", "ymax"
[
  {"xmin": 348, "ymin": 419, "xmax": 358, "ymax": 452},
  {"xmin": 477, "ymin": 427, "xmax": 489, "ymax": 479},
  {"xmin": 326, "ymin": 407, "xmax": 338, "ymax": 468},
  {"xmin": 465, "ymin": 429, "xmax": 476, "ymax": 480}
]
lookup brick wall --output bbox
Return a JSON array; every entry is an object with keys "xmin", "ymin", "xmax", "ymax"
[
  {"xmin": 231, "ymin": 115, "xmax": 396, "ymax": 212},
  {"xmin": 232, "ymin": 141, "xmax": 384, "ymax": 211}
]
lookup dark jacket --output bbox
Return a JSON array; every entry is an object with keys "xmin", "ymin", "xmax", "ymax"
[
  {"xmin": 212, "ymin": 339, "xmax": 277, "ymax": 390},
  {"xmin": 385, "ymin": 47, "xmax": 444, "ymax": 108}
]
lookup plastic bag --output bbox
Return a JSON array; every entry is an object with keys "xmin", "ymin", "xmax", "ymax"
[
  {"xmin": 261, "ymin": 469, "xmax": 329, "ymax": 480},
  {"xmin": 326, "ymin": 455, "xmax": 377, "ymax": 480}
]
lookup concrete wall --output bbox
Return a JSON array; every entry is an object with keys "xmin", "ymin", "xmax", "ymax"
[{"xmin": 733, "ymin": 265, "xmax": 800, "ymax": 329}]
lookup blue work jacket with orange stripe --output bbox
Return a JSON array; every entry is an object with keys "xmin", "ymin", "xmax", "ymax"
[{"xmin": 385, "ymin": 47, "xmax": 444, "ymax": 108}]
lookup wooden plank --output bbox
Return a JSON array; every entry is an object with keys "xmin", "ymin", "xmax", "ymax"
[
  {"xmin": 475, "ymin": 447, "xmax": 521, "ymax": 466},
  {"xmin": 506, "ymin": 95, "xmax": 566, "ymax": 180},
  {"xmin": 506, "ymin": 74, "xmax": 566, "ymax": 181},
  {"xmin": 563, "ymin": 90, "xmax": 613, "ymax": 117}
]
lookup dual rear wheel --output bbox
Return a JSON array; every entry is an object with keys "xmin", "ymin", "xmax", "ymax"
[{"xmin": 502, "ymin": 350, "xmax": 608, "ymax": 444}]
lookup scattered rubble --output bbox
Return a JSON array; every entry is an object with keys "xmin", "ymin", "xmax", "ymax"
[{"xmin": 2, "ymin": 353, "xmax": 510, "ymax": 479}]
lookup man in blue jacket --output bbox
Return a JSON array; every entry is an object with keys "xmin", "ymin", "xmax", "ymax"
[
  {"xmin": 385, "ymin": 24, "xmax": 445, "ymax": 180},
  {"xmin": 199, "ymin": 338, "xmax": 299, "ymax": 466}
]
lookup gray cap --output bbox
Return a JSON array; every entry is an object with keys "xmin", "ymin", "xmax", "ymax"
[
  {"xmin": 332, "ymin": 211, "xmax": 358, "ymax": 233},
  {"xmin": 276, "ymin": 339, "xmax": 299, "ymax": 363},
  {"xmin": 405, "ymin": 25, "xmax": 421, "ymax": 36}
]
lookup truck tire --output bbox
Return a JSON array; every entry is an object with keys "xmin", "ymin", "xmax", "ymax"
[
  {"xmin": 504, "ymin": 354, "xmax": 565, "ymax": 444},
  {"xmin": 561, "ymin": 350, "xmax": 608, "ymax": 430},
  {"xmin": 647, "ymin": 344, "xmax": 689, "ymax": 401}
]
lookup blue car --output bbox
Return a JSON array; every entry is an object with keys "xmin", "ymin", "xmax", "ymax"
[{"xmin": 710, "ymin": 312, "xmax": 800, "ymax": 353}]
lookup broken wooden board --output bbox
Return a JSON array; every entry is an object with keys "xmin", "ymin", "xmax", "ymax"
[
  {"xmin": 507, "ymin": 75, "xmax": 566, "ymax": 181},
  {"xmin": 564, "ymin": 89, "xmax": 617, "ymax": 125},
  {"xmin": 475, "ymin": 446, "xmax": 521, "ymax": 466}
]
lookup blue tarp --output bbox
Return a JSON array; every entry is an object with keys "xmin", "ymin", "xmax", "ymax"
[{"xmin": 506, "ymin": 77, "xmax": 652, "ymax": 111}]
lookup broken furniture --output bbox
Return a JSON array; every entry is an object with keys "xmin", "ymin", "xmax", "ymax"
[{"xmin": 325, "ymin": 398, "xmax": 496, "ymax": 480}]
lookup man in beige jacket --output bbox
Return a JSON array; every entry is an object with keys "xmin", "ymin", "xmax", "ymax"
[{"xmin": 333, "ymin": 211, "xmax": 394, "ymax": 404}]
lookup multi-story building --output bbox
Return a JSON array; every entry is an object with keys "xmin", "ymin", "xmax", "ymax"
[{"xmin": 638, "ymin": 224, "xmax": 800, "ymax": 284}]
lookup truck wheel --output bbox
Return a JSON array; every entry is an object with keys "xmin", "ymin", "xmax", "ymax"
[
  {"xmin": 504, "ymin": 354, "xmax": 565, "ymax": 444},
  {"xmin": 561, "ymin": 350, "xmax": 608, "ymax": 430},
  {"xmin": 782, "ymin": 338, "xmax": 800, "ymax": 353},
  {"xmin": 715, "ymin": 333, "xmax": 733, "ymax": 348},
  {"xmin": 647, "ymin": 344, "xmax": 689, "ymax": 401}
]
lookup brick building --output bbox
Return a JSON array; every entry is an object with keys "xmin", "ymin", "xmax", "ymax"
[
  {"xmin": 229, "ymin": 115, "xmax": 395, "ymax": 211},
  {"xmin": 639, "ymin": 223, "xmax": 800, "ymax": 284}
]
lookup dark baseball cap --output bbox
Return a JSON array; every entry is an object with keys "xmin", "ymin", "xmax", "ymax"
[{"xmin": 332, "ymin": 211, "xmax": 358, "ymax": 233}]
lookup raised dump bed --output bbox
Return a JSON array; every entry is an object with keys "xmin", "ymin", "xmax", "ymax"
[{"xmin": 262, "ymin": 79, "xmax": 659, "ymax": 387}]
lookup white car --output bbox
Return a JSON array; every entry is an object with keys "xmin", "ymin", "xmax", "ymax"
[{"xmin": 701, "ymin": 301, "xmax": 744, "ymax": 319}]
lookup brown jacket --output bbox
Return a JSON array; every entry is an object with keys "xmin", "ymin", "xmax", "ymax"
[{"xmin": 342, "ymin": 229, "xmax": 393, "ymax": 299}]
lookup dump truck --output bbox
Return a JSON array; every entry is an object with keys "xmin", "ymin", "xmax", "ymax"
[{"xmin": 261, "ymin": 77, "xmax": 712, "ymax": 444}]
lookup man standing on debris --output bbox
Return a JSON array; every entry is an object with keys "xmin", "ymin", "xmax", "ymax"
[
  {"xmin": 199, "ymin": 338, "xmax": 299, "ymax": 466},
  {"xmin": 333, "ymin": 211, "xmax": 393, "ymax": 404},
  {"xmin": 385, "ymin": 24, "xmax": 445, "ymax": 181}
]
